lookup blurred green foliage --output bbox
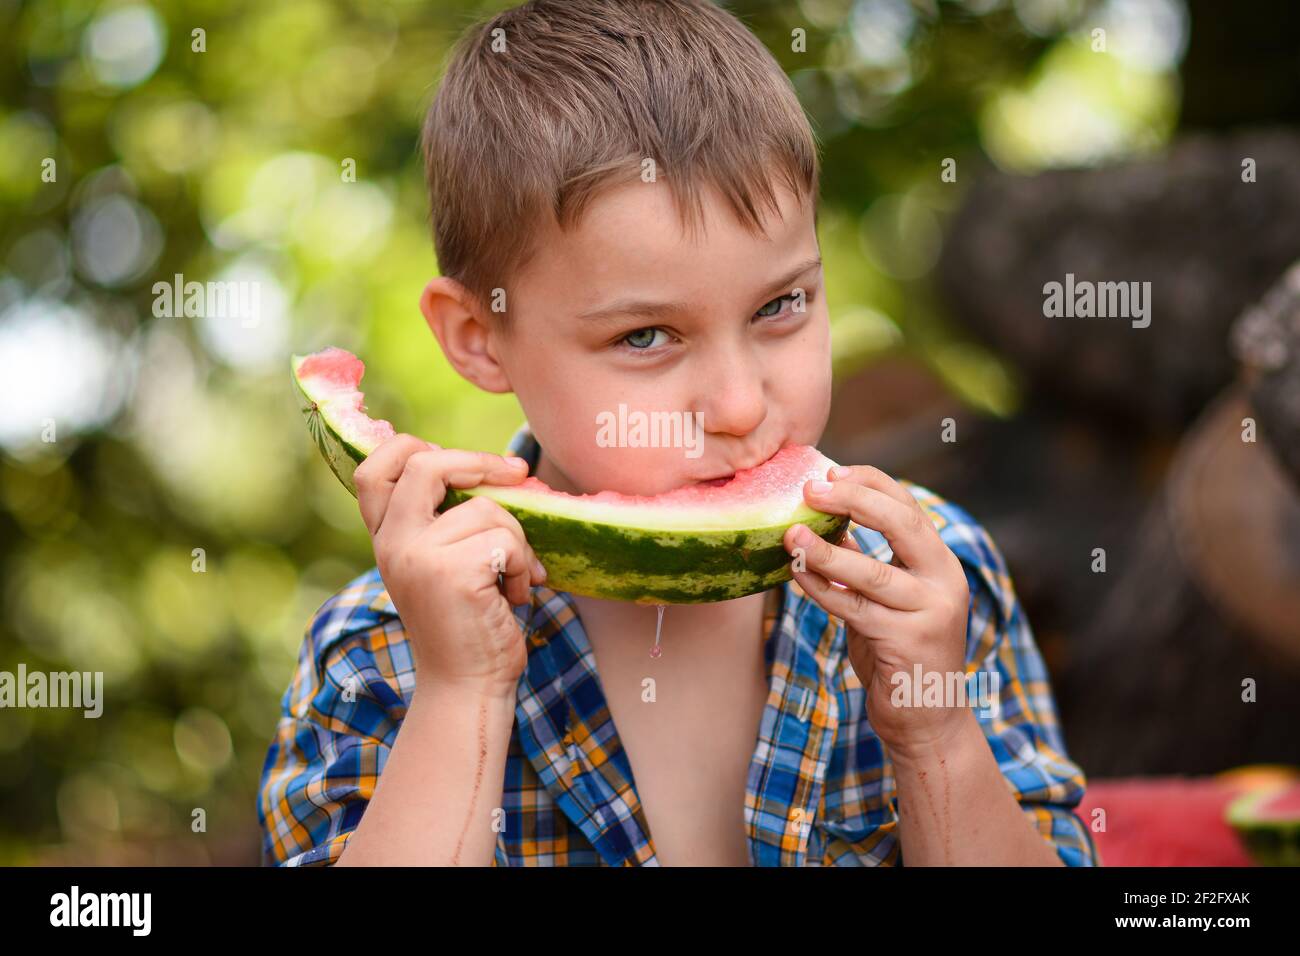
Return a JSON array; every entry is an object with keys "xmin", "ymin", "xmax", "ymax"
[{"xmin": 0, "ymin": 0, "xmax": 1178, "ymax": 862}]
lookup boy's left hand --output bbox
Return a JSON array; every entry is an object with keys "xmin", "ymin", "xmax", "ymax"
[{"xmin": 783, "ymin": 464, "xmax": 972, "ymax": 761}]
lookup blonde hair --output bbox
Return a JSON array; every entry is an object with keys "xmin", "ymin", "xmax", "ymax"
[{"xmin": 421, "ymin": 0, "xmax": 820, "ymax": 317}]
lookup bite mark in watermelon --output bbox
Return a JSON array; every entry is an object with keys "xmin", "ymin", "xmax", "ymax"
[{"xmin": 292, "ymin": 347, "xmax": 850, "ymax": 605}]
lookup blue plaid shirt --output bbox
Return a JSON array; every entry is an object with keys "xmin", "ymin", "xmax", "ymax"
[{"xmin": 259, "ymin": 422, "xmax": 1098, "ymax": 866}]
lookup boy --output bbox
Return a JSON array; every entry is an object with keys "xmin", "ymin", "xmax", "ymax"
[{"xmin": 258, "ymin": 0, "xmax": 1098, "ymax": 867}]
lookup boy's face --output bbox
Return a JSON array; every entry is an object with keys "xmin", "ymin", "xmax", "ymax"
[{"xmin": 461, "ymin": 178, "xmax": 830, "ymax": 497}]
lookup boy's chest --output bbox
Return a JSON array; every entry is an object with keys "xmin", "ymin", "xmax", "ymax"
[{"xmin": 592, "ymin": 639, "xmax": 771, "ymax": 866}]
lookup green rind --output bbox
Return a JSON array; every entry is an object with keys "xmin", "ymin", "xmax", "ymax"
[
  {"xmin": 292, "ymin": 351, "xmax": 851, "ymax": 604},
  {"xmin": 444, "ymin": 486, "xmax": 849, "ymax": 605}
]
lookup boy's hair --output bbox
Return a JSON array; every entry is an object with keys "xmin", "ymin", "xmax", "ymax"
[{"xmin": 421, "ymin": 0, "xmax": 820, "ymax": 318}]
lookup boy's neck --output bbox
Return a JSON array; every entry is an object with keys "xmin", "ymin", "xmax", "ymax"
[{"xmin": 572, "ymin": 590, "xmax": 770, "ymax": 666}]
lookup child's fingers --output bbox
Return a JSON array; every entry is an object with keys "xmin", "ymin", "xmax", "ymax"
[
  {"xmin": 427, "ymin": 496, "xmax": 545, "ymax": 582},
  {"xmin": 478, "ymin": 455, "xmax": 533, "ymax": 485},
  {"xmin": 791, "ymin": 566, "xmax": 909, "ymax": 636},
  {"xmin": 823, "ymin": 464, "xmax": 916, "ymax": 510},
  {"xmin": 842, "ymin": 528, "xmax": 906, "ymax": 569},
  {"xmin": 355, "ymin": 433, "xmax": 438, "ymax": 536},
  {"xmin": 429, "ymin": 493, "xmax": 526, "ymax": 547},
  {"xmin": 383, "ymin": 449, "xmax": 526, "ymax": 538},
  {"xmin": 442, "ymin": 526, "xmax": 538, "ymax": 607},
  {"xmin": 785, "ymin": 524, "xmax": 923, "ymax": 610},
  {"xmin": 803, "ymin": 481, "xmax": 946, "ymax": 573},
  {"xmin": 430, "ymin": 448, "xmax": 531, "ymax": 490}
]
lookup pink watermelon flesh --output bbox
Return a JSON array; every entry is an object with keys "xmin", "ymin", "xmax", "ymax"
[
  {"xmin": 503, "ymin": 443, "xmax": 822, "ymax": 508},
  {"xmin": 296, "ymin": 347, "xmax": 396, "ymax": 455}
]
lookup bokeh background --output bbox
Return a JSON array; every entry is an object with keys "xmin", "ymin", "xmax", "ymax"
[{"xmin": 2, "ymin": 0, "xmax": 1299, "ymax": 865}]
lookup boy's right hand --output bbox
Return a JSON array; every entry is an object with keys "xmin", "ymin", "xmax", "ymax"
[{"xmin": 354, "ymin": 434, "xmax": 546, "ymax": 700}]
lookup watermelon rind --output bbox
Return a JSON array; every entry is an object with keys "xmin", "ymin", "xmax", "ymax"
[
  {"xmin": 442, "ymin": 486, "xmax": 848, "ymax": 604},
  {"xmin": 291, "ymin": 349, "xmax": 850, "ymax": 605}
]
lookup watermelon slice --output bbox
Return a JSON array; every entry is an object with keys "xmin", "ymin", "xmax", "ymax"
[
  {"xmin": 292, "ymin": 347, "xmax": 850, "ymax": 604},
  {"xmin": 1226, "ymin": 782, "xmax": 1300, "ymax": 867}
]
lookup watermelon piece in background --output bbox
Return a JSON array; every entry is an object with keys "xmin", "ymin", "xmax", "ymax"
[
  {"xmin": 1074, "ymin": 777, "xmax": 1255, "ymax": 867},
  {"xmin": 1227, "ymin": 782, "xmax": 1300, "ymax": 867}
]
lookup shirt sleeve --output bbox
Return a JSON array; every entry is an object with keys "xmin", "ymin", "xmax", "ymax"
[
  {"xmin": 919, "ymin": 489, "xmax": 1101, "ymax": 867},
  {"xmin": 257, "ymin": 588, "xmax": 412, "ymax": 866}
]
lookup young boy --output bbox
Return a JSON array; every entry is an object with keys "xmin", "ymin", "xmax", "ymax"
[{"xmin": 258, "ymin": 0, "xmax": 1098, "ymax": 867}]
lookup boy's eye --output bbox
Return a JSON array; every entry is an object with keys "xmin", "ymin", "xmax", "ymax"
[
  {"xmin": 756, "ymin": 294, "xmax": 792, "ymax": 318},
  {"xmin": 617, "ymin": 293, "xmax": 809, "ymax": 353},
  {"xmin": 622, "ymin": 327, "xmax": 666, "ymax": 350}
]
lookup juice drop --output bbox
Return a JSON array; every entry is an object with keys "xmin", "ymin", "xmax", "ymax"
[{"xmin": 650, "ymin": 604, "xmax": 665, "ymax": 659}]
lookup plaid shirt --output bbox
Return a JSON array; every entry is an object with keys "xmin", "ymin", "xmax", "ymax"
[{"xmin": 259, "ymin": 423, "xmax": 1099, "ymax": 866}]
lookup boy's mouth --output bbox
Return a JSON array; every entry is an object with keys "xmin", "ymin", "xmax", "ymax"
[{"xmin": 692, "ymin": 444, "xmax": 785, "ymax": 485}]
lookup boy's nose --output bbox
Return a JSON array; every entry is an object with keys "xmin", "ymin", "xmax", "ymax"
[{"xmin": 695, "ymin": 354, "xmax": 767, "ymax": 438}]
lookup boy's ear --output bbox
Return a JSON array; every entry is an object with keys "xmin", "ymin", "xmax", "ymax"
[{"xmin": 419, "ymin": 277, "xmax": 512, "ymax": 394}]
